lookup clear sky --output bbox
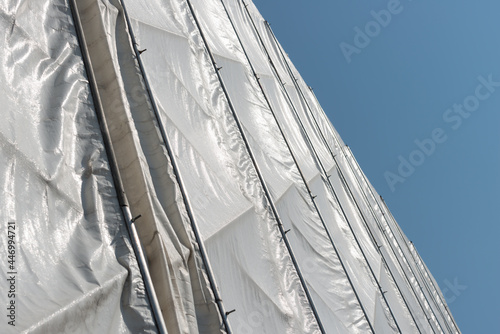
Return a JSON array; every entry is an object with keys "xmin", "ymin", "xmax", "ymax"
[{"xmin": 252, "ymin": 0, "xmax": 500, "ymax": 332}]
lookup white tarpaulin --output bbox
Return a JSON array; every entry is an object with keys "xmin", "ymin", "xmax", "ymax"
[
  {"xmin": 0, "ymin": 0, "xmax": 157, "ymax": 332},
  {"xmin": 0, "ymin": 0, "xmax": 461, "ymax": 333}
]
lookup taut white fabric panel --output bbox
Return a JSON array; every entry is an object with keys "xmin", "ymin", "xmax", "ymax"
[{"xmin": 0, "ymin": 0, "xmax": 157, "ymax": 332}]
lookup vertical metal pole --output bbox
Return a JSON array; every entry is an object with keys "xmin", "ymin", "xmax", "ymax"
[
  {"xmin": 115, "ymin": 0, "xmax": 232, "ymax": 332},
  {"xmin": 183, "ymin": 0, "xmax": 325, "ymax": 332},
  {"xmin": 68, "ymin": 2, "xmax": 167, "ymax": 333}
]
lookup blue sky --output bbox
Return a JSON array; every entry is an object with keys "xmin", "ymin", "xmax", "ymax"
[{"xmin": 253, "ymin": 0, "xmax": 500, "ymax": 332}]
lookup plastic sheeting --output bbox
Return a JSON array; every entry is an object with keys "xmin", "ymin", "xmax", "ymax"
[
  {"xmin": 0, "ymin": 0, "xmax": 157, "ymax": 332},
  {"xmin": 224, "ymin": 1, "xmax": 398, "ymax": 332},
  {"xmin": 122, "ymin": 0, "xmax": 321, "ymax": 332},
  {"xmin": 72, "ymin": 0, "xmax": 224, "ymax": 332},
  {"xmin": 221, "ymin": 2, "xmax": 459, "ymax": 333},
  {"xmin": 0, "ymin": 0, "xmax": 461, "ymax": 333}
]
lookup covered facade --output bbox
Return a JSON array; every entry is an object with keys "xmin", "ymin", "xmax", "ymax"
[{"xmin": 0, "ymin": 0, "xmax": 460, "ymax": 333}]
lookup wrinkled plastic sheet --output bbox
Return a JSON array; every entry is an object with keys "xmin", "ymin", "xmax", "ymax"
[
  {"xmin": 0, "ymin": 0, "xmax": 461, "ymax": 332},
  {"xmin": 192, "ymin": 0, "xmax": 374, "ymax": 332},
  {"xmin": 340, "ymin": 148, "xmax": 446, "ymax": 333},
  {"xmin": 73, "ymin": 0, "xmax": 224, "ymax": 332},
  {"xmin": 0, "ymin": 0, "xmax": 157, "ymax": 332},
  {"xmin": 259, "ymin": 4, "xmax": 460, "ymax": 330},
  {"xmin": 229, "ymin": 1, "xmax": 403, "ymax": 332},
  {"xmin": 122, "ymin": 0, "xmax": 322, "ymax": 332}
]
